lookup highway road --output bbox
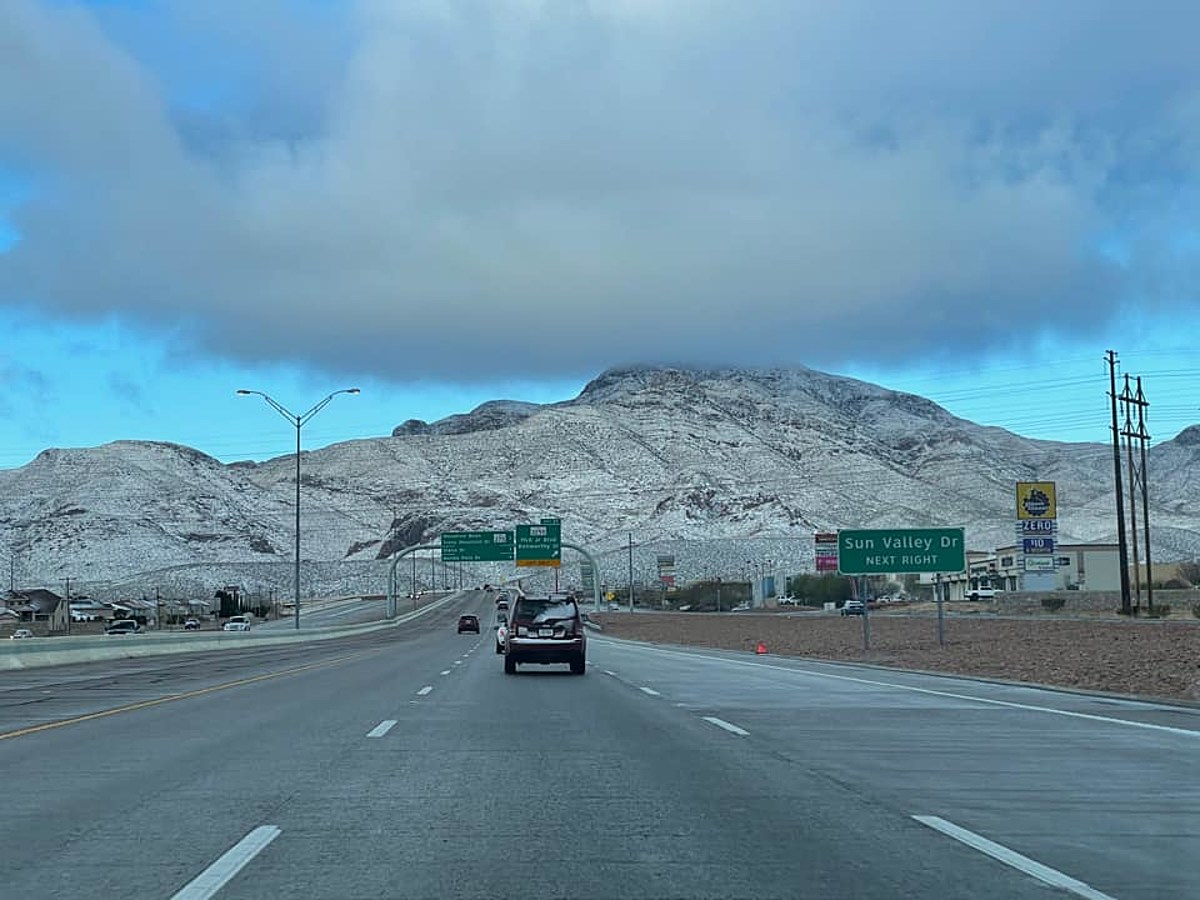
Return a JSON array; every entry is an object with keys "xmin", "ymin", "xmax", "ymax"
[{"xmin": 0, "ymin": 590, "xmax": 1194, "ymax": 898}]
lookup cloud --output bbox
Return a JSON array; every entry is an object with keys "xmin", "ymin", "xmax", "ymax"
[{"xmin": 1, "ymin": 0, "xmax": 1197, "ymax": 382}]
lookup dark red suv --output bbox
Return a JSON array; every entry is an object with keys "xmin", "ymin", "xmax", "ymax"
[
  {"xmin": 457, "ymin": 614, "xmax": 480, "ymax": 634},
  {"xmin": 503, "ymin": 594, "xmax": 586, "ymax": 675}
]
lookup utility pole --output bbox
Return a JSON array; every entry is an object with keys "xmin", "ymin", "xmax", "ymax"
[
  {"xmin": 156, "ymin": 586, "xmax": 162, "ymax": 630},
  {"xmin": 1123, "ymin": 376, "xmax": 1154, "ymax": 612},
  {"xmin": 64, "ymin": 576, "xmax": 71, "ymax": 635},
  {"xmin": 1120, "ymin": 375, "xmax": 1142, "ymax": 612},
  {"xmin": 1106, "ymin": 350, "xmax": 1132, "ymax": 615},
  {"xmin": 627, "ymin": 532, "xmax": 635, "ymax": 613}
]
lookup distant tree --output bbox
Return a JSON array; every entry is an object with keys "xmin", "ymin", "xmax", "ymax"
[
  {"xmin": 789, "ymin": 574, "xmax": 853, "ymax": 607},
  {"xmin": 214, "ymin": 589, "xmax": 239, "ymax": 618},
  {"xmin": 1175, "ymin": 560, "xmax": 1200, "ymax": 587}
]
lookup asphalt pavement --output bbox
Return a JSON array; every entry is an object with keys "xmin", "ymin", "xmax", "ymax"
[{"xmin": 0, "ymin": 591, "xmax": 1194, "ymax": 899}]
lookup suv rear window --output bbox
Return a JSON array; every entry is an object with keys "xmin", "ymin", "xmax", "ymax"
[{"xmin": 511, "ymin": 598, "xmax": 578, "ymax": 625}]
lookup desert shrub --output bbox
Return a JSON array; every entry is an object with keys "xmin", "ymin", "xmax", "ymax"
[{"xmin": 1040, "ymin": 596, "xmax": 1066, "ymax": 612}]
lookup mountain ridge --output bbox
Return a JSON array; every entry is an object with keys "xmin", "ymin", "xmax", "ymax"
[{"xmin": 1, "ymin": 364, "xmax": 1195, "ymax": 599}]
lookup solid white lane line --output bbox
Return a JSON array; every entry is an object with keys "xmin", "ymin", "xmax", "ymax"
[
  {"xmin": 440, "ymin": 670, "xmax": 451, "ymax": 676},
  {"xmin": 702, "ymin": 716, "xmax": 750, "ymax": 736},
  {"xmin": 417, "ymin": 685, "xmax": 433, "ymax": 696},
  {"xmin": 170, "ymin": 825, "xmax": 282, "ymax": 900},
  {"xmin": 912, "ymin": 816, "xmax": 1117, "ymax": 900},
  {"xmin": 599, "ymin": 640, "xmax": 1200, "ymax": 738},
  {"xmin": 639, "ymin": 686, "xmax": 661, "ymax": 697},
  {"xmin": 366, "ymin": 720, "xmax": 397, "ymax": 738}
]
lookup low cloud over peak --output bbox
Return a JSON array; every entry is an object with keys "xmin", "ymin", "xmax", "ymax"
[{"xmin": 1, "ymin": 0, "xmax": 1196, "ymax": 382}]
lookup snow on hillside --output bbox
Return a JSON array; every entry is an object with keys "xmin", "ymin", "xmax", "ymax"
[{"xmin": 1, "ymin": 365, "xmax": 1196, "ymax": 597}]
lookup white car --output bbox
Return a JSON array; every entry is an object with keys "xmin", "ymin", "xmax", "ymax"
[
  {"xmin": 731, "ymin": 602, "xmax": 751, "ymax": 612},
  {"xmin": 494, "ymin": 622, "xmax": 508, "ymax": 654},
  {"xmin": 223, "ymin": 616, "xmax": 252, "ymax": 632},
  {"xmin": 777, "ymin": 596, "xmax": 798, "ymax": 606},
  {"xmin": 10, "ymin": 628, "xmax": 34, "ymax": 640}
]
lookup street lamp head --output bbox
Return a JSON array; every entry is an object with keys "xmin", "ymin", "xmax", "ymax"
[
  {"xmin": 346, "ymin": 388, "xmax": 361, "ymax": 395},
  {"xmin": 236, "ymin": 389, "xmax": 252, "ymax": 395}
]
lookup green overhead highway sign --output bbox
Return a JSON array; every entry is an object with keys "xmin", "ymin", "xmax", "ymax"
[
  {"xmin": 837, "ymin": 527, "xmax": 965, "ymax": 575},
  {"xmin": 516, "ymin": 521, "xmax": 561, "ymax": 568},
  {"xmin": 441, "ymin": 531, "xmax": 514, "ymax": 562}
]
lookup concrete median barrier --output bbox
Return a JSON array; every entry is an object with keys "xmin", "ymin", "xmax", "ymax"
[{"xmin": 0, "ymin": 592, "xmax": 460, "ymax": 671}]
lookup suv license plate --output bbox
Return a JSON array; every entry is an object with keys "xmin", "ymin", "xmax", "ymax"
[{"xmin": 539, "ymin": 627, "xmax": 554, "ymax": 637}]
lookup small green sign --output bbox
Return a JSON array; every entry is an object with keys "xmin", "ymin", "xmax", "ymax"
[
  {"xmin": 516, "ymin": 521, "xmax": 561, "ymax": 567},
  {"xmin": 441, "ymin": 531, "xmax": 514, "ymax": 562},
  {"xmin": 837, "ymin": 528, "xmax": 965, "ymax": 575}
]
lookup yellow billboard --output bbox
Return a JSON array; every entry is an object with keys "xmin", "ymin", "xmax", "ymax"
[{"xmin": 1016, "ymin": 482, "xmax": 1057, "ymax": 520}]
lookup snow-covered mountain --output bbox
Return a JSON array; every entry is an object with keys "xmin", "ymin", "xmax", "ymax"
[{"xmin": 1, "ymin": 365, "xmax": 1196, "ymax": 599}]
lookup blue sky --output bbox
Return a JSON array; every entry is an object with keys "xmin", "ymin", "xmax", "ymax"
[{"xmin": 1, "ymin": 1, "xmax": 1198, "ymax": 469}]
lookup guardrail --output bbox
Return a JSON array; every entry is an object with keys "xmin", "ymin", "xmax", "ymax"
[{"xmin": 0, "ymin": 592, "xmax": 460, "ymax": 671}]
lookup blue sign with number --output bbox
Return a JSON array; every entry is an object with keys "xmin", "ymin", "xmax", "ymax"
[{"xmin": 1023, "ymin": 537, "xmax": 1055, "ymax": 554}]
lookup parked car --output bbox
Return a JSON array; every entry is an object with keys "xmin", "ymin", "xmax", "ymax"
[
  {"xmin": 105, "ymin": 619, "xmax": 142, "ymax": 635},
  {"xmin": 777, "ymin": 596, "xmax": 798, "ymax": 606},
  {"xmin": 183, "ymin": 618, "xmax": 200, "ymax": 630},
  {"xmin": 967, "ymin": 588, "xmax": 1002, "ymax": 601},
  {"xmin": 504, "ymin": 593, "xmax": 586, "ymax": 675},
  {"xmin": 223, "ymin": 616, "xmax": 251, "ymax": 632},
  {"xmin": 10, "ymin": 628, "xmax": 34, "ymax": 640},
  {"xmin": 457, "ymin": 614, "xmax": 480, "ymax": 634},
  {"xmin": 840, "ymin": 600, "xmax": 866, "ymax": 616},
  {"xmin": 731, "ymin": 601, "xmax": 751, "ymax": 612}
]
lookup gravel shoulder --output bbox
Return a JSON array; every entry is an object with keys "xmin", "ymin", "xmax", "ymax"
[{"xmin": 593, "ymin": 612, "xmax": 1200, "ymax": 703}]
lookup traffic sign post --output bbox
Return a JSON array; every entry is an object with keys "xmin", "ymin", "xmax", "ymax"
[
  {"xmin": 516, "ymin": 521, "xmax": 562, "ymax": 568},
  {"xmin": 441, "ymin": 531, "xmax": 514, "ymax": 563},
  {"xmin": 837, "ymin": 528, "xmax": 965, "ymax": 575}
]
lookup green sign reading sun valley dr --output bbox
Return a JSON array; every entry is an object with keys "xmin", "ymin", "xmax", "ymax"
[{"xmin": 837, "ymin": 528, "xmax": 965, "ymax": 575}]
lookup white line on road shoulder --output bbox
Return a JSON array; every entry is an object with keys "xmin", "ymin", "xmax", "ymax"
[
  {"xmin": 597, "ymin": 640, "xmax": 1200, "ymax": 738},
  {"xmin": 702, "ymin": 716, "xmax": 749, "ymax": 736},
  {"xmin": 639, "ymin": 686, "xmax": 661, "ymax": 696},
  {"xmin": 912, "ymin": 815, "xmax": 1116, "ymax": 900},
  {"xmin": 366, "ymin": 720, "xmax": 397, "ymax": 738},
  {"xmin": 417, "ymin": 685, "xmax": 433, "ymax": 696},
  {"xmin": 170, "ymin": 825, "xmax": 281, "ymax": 900},
  {"xmin": 603, "ymin": 670, "xmax": 617, "ymax": 677}
]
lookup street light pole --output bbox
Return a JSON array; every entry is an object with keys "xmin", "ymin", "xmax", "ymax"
[{"xmin": 237, "ymin": 388, "xmax": 360, "ymax": 629}]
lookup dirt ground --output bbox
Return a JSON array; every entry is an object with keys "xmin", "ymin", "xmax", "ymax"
[{"xmin": 592, "ymin": 611, "xmax": 1200, "ymax": 703}]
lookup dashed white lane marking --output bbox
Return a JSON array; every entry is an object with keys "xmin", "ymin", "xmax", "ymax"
[
  {"xmin": 417, "ymin": 685, "xmax": 433, "ymax": 696},
  {"xmin": 453, "ymin": 660, "xmax": 463, "ymax": 666},
  {"xmin": 702, "ymin": 716, "xmax": 749, "ymax": 736},
  {"xmin": 639, "ymin": 687, "xmax": 661, "ymax": 697},
  {"xmin": 366, "ymin": 720, "xmax": 397, "ymax": 738},
  {"xmin": 603, "ymin": 670, "xmax": 618, "ymax": 677},
  {"xmin": 170, "ymin": 825, "xmax": 282, "ymax": 900},
  {"xmin": 440, "ymin": 670, "xmax": 451, "ymax": 676},
  {"xmin": 912, "ymin": 816, "xmax": 1117, "ymax": 900}
]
